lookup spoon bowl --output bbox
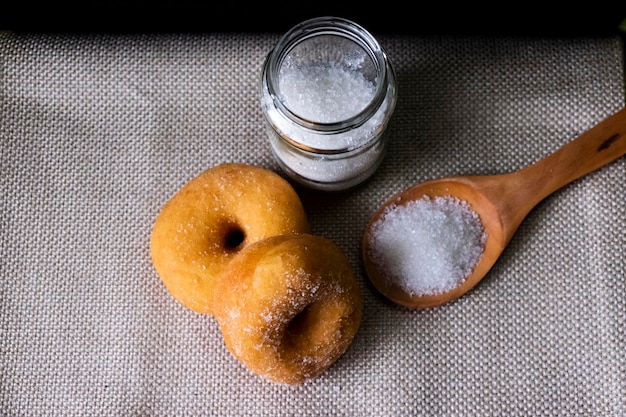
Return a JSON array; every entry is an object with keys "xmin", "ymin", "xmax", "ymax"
[
  {"xmin": 363, "ymin": 176, "xmax": 508, "ymax": 309},
  {"xmin": 363, "ymin": 107, "xmax": 626, "ymax": 309}
]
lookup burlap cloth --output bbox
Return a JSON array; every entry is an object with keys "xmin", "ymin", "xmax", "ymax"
[{"xmin": 1, "ymin": 31, "xmax": 625, "ymax": 416}]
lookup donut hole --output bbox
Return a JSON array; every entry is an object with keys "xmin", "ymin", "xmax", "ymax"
[
  {"xmin": 286, "ymin": 306, "xmax": 312, "ymax": 338},
  {"xmin": 224, "ymin": 226, "xmax": 245, "ymax": 250},
  {"xmin": 283, "ymin": 303, "xmax": 340, "ymax": 354}
]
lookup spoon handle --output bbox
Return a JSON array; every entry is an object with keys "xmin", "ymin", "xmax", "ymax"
[{"xmin": 514, "ymin": 107, "xmax": 626, "ymax": 211}]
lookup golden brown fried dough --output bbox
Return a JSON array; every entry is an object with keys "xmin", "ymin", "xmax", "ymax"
[
  {"xmin": 150, "ymin": 163, "xmax": 310, "ymax": 315},
  {"xmin": 213, "ymin": 234, "xmax": 362, "ymax": 385}
]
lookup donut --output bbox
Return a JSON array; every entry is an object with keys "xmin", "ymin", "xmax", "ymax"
[
  {"xmin": 150, "ymin": 163, "xmax": 310, "ymax": 315},
  {"xmin": 213, "ymin": 233, "xmax": 362, "ymax": 385}
]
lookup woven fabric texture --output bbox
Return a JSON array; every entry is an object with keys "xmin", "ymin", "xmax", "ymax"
[{"xmin": 1, "ymin": 32, "xmax": 625, "ymax": 417}]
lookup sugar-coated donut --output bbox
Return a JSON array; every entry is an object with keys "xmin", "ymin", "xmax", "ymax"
[
  {"xmin": 150, "ymin": 163, "xmax": 310, "ymax": 315},
  {"xmin": 213, "ymin": 233, "xmax": 362, "ymax": 385}
]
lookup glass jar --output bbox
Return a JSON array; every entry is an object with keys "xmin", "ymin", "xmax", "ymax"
[{"xmin": 260, "ymin": 16, "xmax": 397, "ymax": 191}]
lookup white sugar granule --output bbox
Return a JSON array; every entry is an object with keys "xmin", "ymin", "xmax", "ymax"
[
  {"xmin": 279, "ymin": 62, "xmax": 376, "ymax": 124},
  {"xmin": 368, "ymin": 196, "xmax": 487, "ymax": 296}
]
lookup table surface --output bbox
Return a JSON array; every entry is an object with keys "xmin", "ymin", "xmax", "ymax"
[{"xmin": 1, "ymin": 32, "xmax": 625, "ymax": 417}]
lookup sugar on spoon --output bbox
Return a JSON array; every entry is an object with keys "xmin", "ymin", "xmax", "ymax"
[{"xmin": 362, "ymin": 107, "xmax": 626, "ymax": 309}]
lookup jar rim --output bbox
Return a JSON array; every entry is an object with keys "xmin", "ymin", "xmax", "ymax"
[{"xmin": 264, "ymin": 16, "xmax": 389, "ymax": 133}]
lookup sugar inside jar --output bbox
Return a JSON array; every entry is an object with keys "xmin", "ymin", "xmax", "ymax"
[{"xmin": 260, "ymin": 16, "xmax": 397, "ymax": 191}]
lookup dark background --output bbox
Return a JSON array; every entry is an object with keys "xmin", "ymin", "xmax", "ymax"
[{"xmin": 2, "ymin": 3, "xmax": 625, "ymax": 37}]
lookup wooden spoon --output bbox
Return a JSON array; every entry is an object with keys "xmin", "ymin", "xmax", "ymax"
[{"xmin": 362, "ymin": 107, "xmax": 626, "ymax": 309}]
